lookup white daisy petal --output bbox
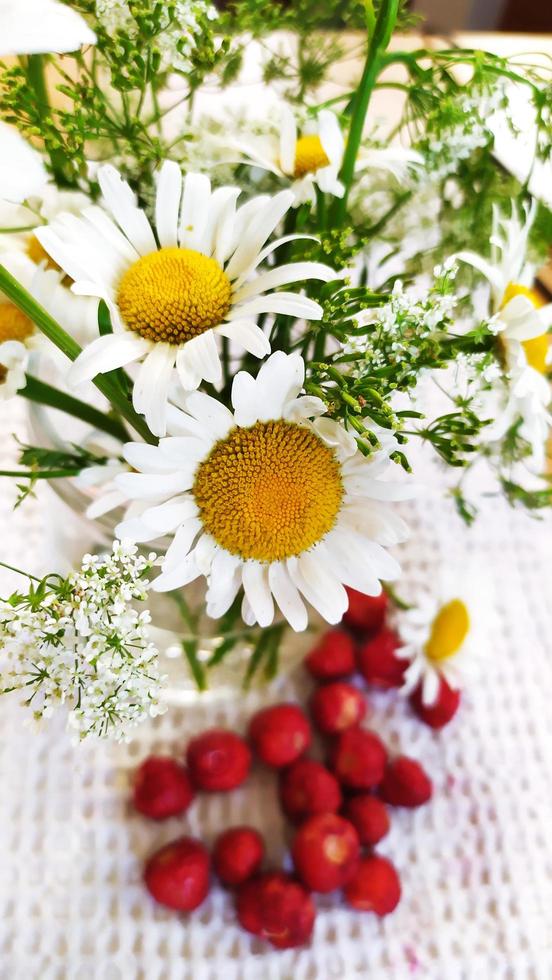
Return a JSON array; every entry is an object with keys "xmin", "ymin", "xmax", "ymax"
[
  {"xmin": 115, "ymin": 470, "xmax": 193, "ymax": 500},
  {"xmin": 176, "ymin": 347, "xmax": 202, "ymax": 391},
  {"xmin": 241, "ymin": 594, "xmax": 257, "ymax": 627},
  {"xmin": 231, "ymin": 370, "xmax": 259, "ymax": 427},
  {"xmin": 86, "ymin": 489, "xmax": 126, "ymax": 520},
  {"xmin": 152, "ymin": 553, "xmax": 202, "ymax": 592},
  {"xmin": 232, "ymin": 261, "xmax": 335, "ymax": 304},
  {"xmin": 98, "ymin": 165, "xmax": 157, "ymax": 255},
  {"xmin": 216, "ymin": 319, "xmax": 271, "ymax": 358},
  {"xmin": 182, "ymin": 331, "xmax": 223, "ymax": 386},
  {"xmin": 253, "ymin": 350, "xmax": 304, "ymax": 420},
  {"xmin": 289, "ymin": 553, "xmax": 348, "ymax": 624},
  {"xmin": 179, "ymin": 172, "xmax": 211, "ymax": 252},
  {"xmin": 155, "ymin": 160, "xmax": 183, "ymax": 248},
  {"xmin": 242, "ymin": 563, "xmax": 274, "ymax": 628},
  {"xmin": 140, "ymin": 496, "xmax": 198, "ymax": 534},
  {"xmin": 132, "ymin": 344, "xmax": 176, "ymax": 437},
  {"xmin": 68, "ymin": 333, "xmax": 149, "ymax": 386},
  {"xmin": 279, "ymin": 105, "xmax": 297, "ymax": 175},
  {"xmin": 233, "ymin": 234, "xmax": 318, "ymax": 288},
  {"xmin": 122, "ymin": 442, "xmax": 182, "ymax": 474},
  {"xmin": 224, "ymin": 190, "xmax": 294, "ymax": 281},
  {"xmin": 163, "ymin": 518, "xmax": 203, "ymax": 571},
  {"xmin": 229, "ymin": 292, "xmax": 323, "ymax": 321},
  {"xmin": 268, "ymin": 562, "xmax": 308, "ymax": 632},
  {"xmin": 184, "ymin": 390, "xmax": 235, "ymax": 440}
]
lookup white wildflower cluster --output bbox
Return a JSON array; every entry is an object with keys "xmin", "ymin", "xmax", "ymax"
[
  {"xmin": 421, "ymin": 93, "xmax": 501, "ymax": 181},
  {"xmin": 95, "ymin": 0, "xmax": 218, "ymax": 74},
  {"xmin": 345, "ymin": 266, "xmax": 459, "ymax": 372},
  {"xmin": 0, "ymin": 541, "xmax": 165, "ymax": 741}
]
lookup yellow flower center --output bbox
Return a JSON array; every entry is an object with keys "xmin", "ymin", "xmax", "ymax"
[
  {"xmin": 117, "ymin": 247, "xmax": 232, "ymax": 345},
  {"xmin": 26, "ymin": 234, "xmax": 60, "ymax": 272},
  {"xmin": 425, "ymin": 599, "xmax": 470, "ymax": 664},
  {"xmin": 0, "ymin": 303, "xmax": 35, "ymax": 344},
  {"xmin": 192, "ymin": 419, "xmax": 343, "ymax": 562},
  {"xmin": 294, "ymin": 135, "xmax": 330, "ymax": 178},
  {"xmin": 501, "ymin": 282, "xmax": 550, "ymax": 374}
]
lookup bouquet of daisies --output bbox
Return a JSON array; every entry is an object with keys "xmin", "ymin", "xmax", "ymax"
[{"xmin": 0, "ymin": 0, "xmax": 550, "ymax": 737}]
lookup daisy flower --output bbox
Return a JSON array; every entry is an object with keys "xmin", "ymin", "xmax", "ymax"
[
  {"xmin": 36, "ymin": 162, "xmax": 337, "ymax": 436},
  {"xmin": 456, "ymin": 201, "xmax": 552, "ymax": 372},
  {"xmin": 112, "ymin": 351, "xmax": 412, "ymax": 632},
  {"xmin": 456, "ymin": 202, "xmax": 552, "ymax": 464},
  {"xmin": 231, "ymin": 105, "xmax": 345, "ymax": 204},
  {"xmin": 399, "ymin": 576, "xmax": 486, "ymax": 706},
  {"xmin": 0, "ymin": 251, "xmax": 95, "ymax": 398},
  {"xmin": 0, "ymin": 0, "xmax": 96, "ymax": 56}
]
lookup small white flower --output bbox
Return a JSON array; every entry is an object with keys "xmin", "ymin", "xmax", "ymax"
[
  {"xmin": 113, "ymin": 350, "xmax": 412, "ymax": 633},
  {"xmin": 0, "ymin": 542, "xmax": 164, "ymax": 740},
  {"xmin": 0, "ymin": 0, "xmax": 96, "ymax": 55},
  {"xmin": 37, "ymin": 161, "xmax": 336, "ymax": 436},
  {"xmin": 399, "ymin": 572, "xmax": 487, "ymax": 706}
]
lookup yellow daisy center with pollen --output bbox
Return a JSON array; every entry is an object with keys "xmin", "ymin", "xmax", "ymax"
[
  {"xmin": 294, "ymin": 135, "xmax": 330, "ymax": 178},
  {"xmin": 501, "ymin": 282, "xmax": 550, "ymax": 374},
  {"xmin": 192, "ymin": 419, "xmax": 344, "ymax": 562},
  {"xmin": 0, "ymin": 303, "xmax": 35, "ymax": 344},
  {"xmin": 424, "ymin": 599, "xmax": 470, "ymax": 664},
  {"xmin": 117, "ymin": 247, "xmax": 232, "ymax": 345}
]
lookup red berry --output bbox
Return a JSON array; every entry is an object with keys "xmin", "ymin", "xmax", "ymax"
[
  {"xmin": 249, "ymin": 703, "xmax": 311, "ymax": 768},
  {"xmin": 304, "ymin": 629, "xmax": 356, "ymax": 680},
  {"xmin": 236, "ymin": 872, "xmax": 315, "ymax": 949},
  {"xmin": 279, "ymin": 759, "xmax": 342, "ymax": 824},
  {"xmin": 344, "ymin": 588, "xmax": 388, "ymax": 633},
  {"xmin": 144, "ymin": 836, "xmax": 210, "ymax": 911},
  {"xmin": 343, "ymin": 795, "xmax": 390, "ymax": 846},
  {"xmin": 410, "ymin": 676, "xmax": 461, "ymax": 729},
  {"xmin": 310, "ymin": 682, "xmax": 366, "ymax": 735},
  {"xmin": 344, "ymin": 855, "xmax": 401, "ymax": 915},
  {"xmin": 357, "ymin": 628, "xmax": 408, "ymax": 689},
  {"xmin": 186, "ymin": 729, "xmax": 251, "ymax": 791},
  {"xmin": 379, "ymin": 756, "xmax": 432, "ymax": 808},
  {"xmin": 292, "ymin": 813, "xmax": 360, "ymax": 893},
  {"xmin": 329, "ymin": 727, "xmax": 387, "ymax": 790},
  {"xmin": 213, "ymin": 826, "xmax": 264, "ymax": 887},
  {"xmin": 132, "ymin": 756, "xmax": 195, "ymax": 820}
]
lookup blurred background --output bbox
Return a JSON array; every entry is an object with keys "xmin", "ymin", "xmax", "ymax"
[{"xmin": 412, "ymin": 0, "xmax": 552, "ymax": 33}]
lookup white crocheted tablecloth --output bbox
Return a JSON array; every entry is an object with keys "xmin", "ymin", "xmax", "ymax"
[{"xmin": 1, "ymin": 400, "xmax": 552, "ymax": 980}]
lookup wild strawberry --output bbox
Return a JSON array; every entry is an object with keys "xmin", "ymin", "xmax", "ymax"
[
  {"xmin": 310, "ymin": 682, "xmax": 366, "ymax": 735},
  {"xmin": 344, "ymin": 855, "xmax": 401, "ymax": 915},
  {"xmin": 213, "ymin": 826, "xmax": 264, "ymax": 887},
  {"xmin": 186, "ymin": 729, "xmax": 251, "ymax": 791},
  {"xmin": 379, "ymin": 756, "xmax": 432, "ymax": 808},
  {"xmin": 410, "ymin": 676, "xmax": 461, "ymax": 729},
  {"xmin": 343, "ymin": 794, "xmax": 390, "ymax": 846},
  {"xmin": 292, "ymin": 813, "xmax": 360, "ymax": 893},
  {"xmin": 248, "ymin": 703, "xmax": 311, "ymax": 768},
  {"xmin": 329, "ymin": 727, "xmax": 387, "ymax": 790},
  {"xmin": 279, "ymin": 759, "xmax": 342, "ymax": 824},
  {"xmin": 344, "ymin": 588, "xmax": 388, "ymax": 633},
  {"xmin": 304, "ymin": 629, "xmax": 356, "ymax": 680},
  {"xmin": 357, "ymin": 628, "xmax": 408, "ymax": 689},
  {"xmin": 236, "ymin": 872, "xmax": 315, "ymax": 949},
  {"xmin": 144, "ymin": 836, "xmax": 210, "ymax": 911},
  {"xmin": 132, "ymin": 756, "xmax": 195, "ymax": 820}
]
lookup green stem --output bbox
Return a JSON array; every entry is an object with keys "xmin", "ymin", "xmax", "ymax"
[
  {"xmin": 331, "ymin": 0, "xmax": 400, "ymax": 225},
  {"xmin": 26, "ymin": 55, "xmax": 68, "ymax": 186},
  {"xmin": 0, "ymin": 469, "xmax": 83, "ymax": 479},
  {"xmin": 21, "ymin": 375, "xmax": 128, "ymax": 443},
  {"xmin": 0, "ymin": 264, "xmax": 156, "ymax": 445},
  {"xmin": 0, "ymin": 560, "xmax": 41, "ymax": 583}
]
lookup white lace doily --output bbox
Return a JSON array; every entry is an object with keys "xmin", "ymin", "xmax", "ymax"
[{"xmin": 1, "ymin": 400, "xmax": 552, "ymax": 979}]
